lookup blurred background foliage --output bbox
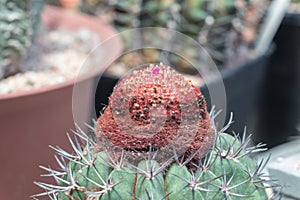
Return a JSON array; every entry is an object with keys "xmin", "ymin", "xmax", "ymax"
[{"xmin": 46, "ymin": 0, "xmax": 270, "ymax": 74}]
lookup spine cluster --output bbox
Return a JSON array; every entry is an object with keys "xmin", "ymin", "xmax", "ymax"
[{"xmin": 32, "ymin": 118, "xmax": 280, "ymax": 200}]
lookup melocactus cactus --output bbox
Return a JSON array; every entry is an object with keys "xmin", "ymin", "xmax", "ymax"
[{"xmin": 33, "ymin": 64, "xmax": 280, "ymax": 200}]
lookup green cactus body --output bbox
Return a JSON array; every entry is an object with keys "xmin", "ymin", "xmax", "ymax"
[
  {"xmin": 33, "ymin": 64, "xmax": 279, "ymax": 200},
  {"xmin": 0, "ymin": 0, "xmax": 31, "ymax": 78},
  {"xmin": 141, "ymin": 0, "xmax": 180, "ymax": 29},
  {"xmin": 181, "ymin": 0, "xmax": 207, "ymax": 25},
  {"xmin": 111, "ymin": 0, "xmax": 142, "ymax": 30},
  {"xmin": 135, "ymin": 160, "xmax": 166, "ymax": 200},
  {"xmin": 33, "ymin": 132, "xmax": 274, "ymax": 200},
  {"xmin": 0, "ymin": 0, "xmax": 44, "ymax": 79},
  {"xmin": 101, "ymin": 169, "xmax": 135, "ymax": 200}
]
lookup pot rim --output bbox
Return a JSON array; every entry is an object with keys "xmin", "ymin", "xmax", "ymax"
[
  {"xmin": 284, "ymin": 12, "xmax": 300, "ymax": 26},
  {"xmin": 221, "ymin": 43, "xmax": 275, "ymax": 80}
]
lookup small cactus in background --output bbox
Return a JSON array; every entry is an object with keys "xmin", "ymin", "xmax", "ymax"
[
  {"xmin": 80, "ymin": 0, "xmax": 270, "ymax": 73},
  {"xmin": 140, "ymin": 0, "xmax": 180, "ymax": 29},
  {"xmin": 110, "ymin": 0, "xmax": 142, "ymax": 31},
  {"xmin": 33, "ymin": 63, "xmax": 280, "ymax": 199},
  {"xmin": 0, "ymin": 0, "xmax": 44, "ymax": 80},
  {"xmin": 82, "ymin": 0, "xmax": 142, "ymax": 31}
]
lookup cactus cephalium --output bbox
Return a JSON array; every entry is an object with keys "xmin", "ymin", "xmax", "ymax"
[
  {"xmin": 32, "ymin": 63, "xmax": 280, "ymax": 200},
  {"xmin": 0, "ymin": 0, "xmax": 44, "ymax": 80}
]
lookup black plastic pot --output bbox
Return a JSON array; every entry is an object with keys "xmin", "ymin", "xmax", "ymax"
[
  {"xmin": 253, "ymin": 13, "xmax": 300, "ymax": 147},
  {"xmin": 94, "ymin": 47, "xmax": 273, "ymax": 136},
  {"xmin": 94, "ymin": 74, "xmax": 119, "ymax": 117},
  {"xmin": 201, "ymin": 46, "xmax": 274, "ymax": 135}
]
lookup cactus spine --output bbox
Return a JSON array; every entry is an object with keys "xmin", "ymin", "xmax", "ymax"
[
  {"xmin": 32, "ymin": 125, "xmax": 280, "ymax": 199},
  {"xmin": 33, "ymin": 63, "xmax": 280, "ymax": 200}
]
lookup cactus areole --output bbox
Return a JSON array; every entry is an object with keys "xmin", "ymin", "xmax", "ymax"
[{"xmin": 96, "ymin": 63, "xmax": 216, "ymax": 160}]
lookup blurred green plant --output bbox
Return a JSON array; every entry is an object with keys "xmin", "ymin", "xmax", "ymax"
[
  {"xmin": 80, "ymin": 0, "xmax": 270, "ymax": 73},
  {"xmin": 0, "ymin": 0, "xmax": 44, "ymax": 80}
]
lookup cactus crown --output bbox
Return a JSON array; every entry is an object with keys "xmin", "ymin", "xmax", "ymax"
[
  {"xmin": 32, "ymin": 64, "xmax": 281, "ymax": 200},
  {"xmin": 0, "ymin": 0, "xmax": 44, "ymax": 79}
]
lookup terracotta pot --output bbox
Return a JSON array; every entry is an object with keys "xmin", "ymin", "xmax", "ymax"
[{"xmin": 0, "ymin": 6, "xmax": 122, "ymax": 200}]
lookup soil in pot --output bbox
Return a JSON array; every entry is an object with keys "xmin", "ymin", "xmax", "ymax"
[{"xmin": 0, "ymin": 26, "xmax": 100, "ymax": 94}]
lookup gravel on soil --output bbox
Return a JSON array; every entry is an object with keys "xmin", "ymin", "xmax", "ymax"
[{"xmin": 0, "ymin": 28, "xmax": 100, "ymax": 95}]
